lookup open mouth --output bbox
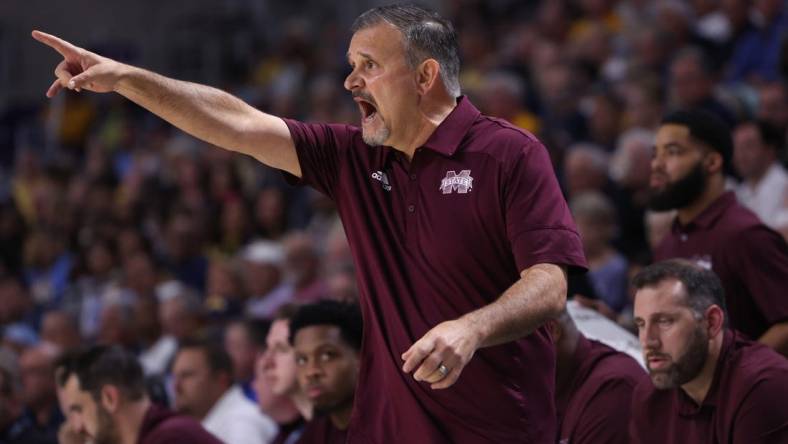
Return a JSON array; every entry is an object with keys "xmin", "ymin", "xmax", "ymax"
[{"xmin": 354, "ymin": 96, "xmax": 378, "ymax": 124}]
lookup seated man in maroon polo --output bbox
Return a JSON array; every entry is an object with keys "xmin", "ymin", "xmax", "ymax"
[
  {"xmin": 547, "ymin": 310, "xmax": 647, "ymax": 444},
  {"xmin": 648, "ymin": 109, "xmax": 788, "ymax": 356},
  {"xmin": 630, "ymin": 259, "xmax": 788, "ymax": 443},
  {"xmin": 54, "ymin": 345, "xmax": 221, "ymax": 444},
  {"xmin": 290, "ymin": 300, "xmax": 362, "ymax": 444}
]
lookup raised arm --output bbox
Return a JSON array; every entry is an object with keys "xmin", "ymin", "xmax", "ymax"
[{"xmin": 32, "ymin": 30, "xmax": 301, "ymax": 178}]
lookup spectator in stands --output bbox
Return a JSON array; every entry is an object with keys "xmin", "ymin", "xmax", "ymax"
[
  {"xmin": 55, "ymin": 345, "xmax": 221, "ymax": 444},
  {"xmin": 630, "ymin": 259, "xmax": 788, "ymax": 442},
  {"xmin": 18, "ymin": 342, "xmax": 63, "ymax": 442},
  {"xmin": 283, "ymin": 233, "xmax": 326, "ymax": 303},
  {"xmin": 564, "ymin": 144, "xmax": 611, "ymax": 198},
  {"xmin": 756, "ymin": 82, "xmax": 788, "ymax": 137},
  {"xmin": 290, "ymin": 300, "xmax": 362, "ymax": 443},
  {"xmin": 253, "ymin": 188, "xmax": 289, "ymax": 241},
  {"xmin": 224, "ymin": 320, "xmax": 262, "ymax": 401},
  {"xmin": 726, "ymin": 0, "xmax": 787, "ymax": 83},
  {"xmin": 204, "ymin": 258, "xmax": 245, "ymax": 321},
  {"xmin": 669, "ymin": 47, "xmax": 735, "ymax": 125},
  {"xmin": 0, "ymin": 277, "xmax": 37, "ymax": 329},
  {"xmin": 39, "ymin": 311, "xmax": 80, "ymax": 352},
  {"xmin": 733, "ymin": 120, "xmax": 788, "ymax": 236},
  {"xmin": 0, "ymin": 349, "xmax": 52, "ymax": 444},
  {"xmin": 571, "ymin": 191, "xmax": 629, "ymax": 314},
  {"xmin": 139, "ymin": 281, "xmax": 202, "ymax": 376},
  {"xmin": 608, "ymin": 128, "xmax": 655, "ymax": 257},
  {"xmin": 161, "ymin": 208, "xmax": 209, "ymax": 293},
  {"xmin": 257, "ymin": 307, "xmax": 312, "ymax": 443},
  {"xmin": 95, "ymin": 292, "xmax": 138, "ymax": 348},
  {"xmin": 242, "ymin": 240, "xmax": 292, "ymax": 319},
  {"xmin": 172, "ymin": 339, "xmax": 277, "ymax": 444},
  {"xmin": 649, "ymin": 109, "xmax": 788, "ymax": 356},
  {"xmin": 547, "ymin": 309, "xmax": 647, "ymax": 444}
]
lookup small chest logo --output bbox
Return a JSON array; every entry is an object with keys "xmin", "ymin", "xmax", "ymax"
[
  {"xmin": 691, "ymin": 254, "xmax": 713, "ymax": 270},
  {"xmin": 439, "ymin": 170, "xmax": 473, "ymax": 194},
  {"xmin": 371, "ymin": 171, "xmax": 392, "ymax": 191}
]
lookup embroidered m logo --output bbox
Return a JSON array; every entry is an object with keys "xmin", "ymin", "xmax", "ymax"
[{"xmin": 439, "ymin": 170, "xmax": 473, "ymax": 194}]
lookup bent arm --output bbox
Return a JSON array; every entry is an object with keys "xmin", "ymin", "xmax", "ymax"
[
  {"xmin": 465, "ymin": 263, "xmax": 567, "ymax": 348},
  {"xmin": 115, "ymin": 66, "xmax": 301, "ymax": 177}
]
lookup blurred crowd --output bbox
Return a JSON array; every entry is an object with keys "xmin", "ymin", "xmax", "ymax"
[{"xmin": 1, "ymin": 0, "xmax": 788, "ymax": 442}]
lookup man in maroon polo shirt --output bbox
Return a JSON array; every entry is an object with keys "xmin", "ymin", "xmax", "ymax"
[
  {"xmin": 54, "ymin": 345, "xmax": 221, "ymax": 444},
  {"xmin": 630, "ymin": 259, "xmax": 788, "ymax": 443},
  {"xmin": 547, "ymin": 310, "xmax": 647, "ymax": 444},
  {"xmin": 34, "ymin": 4, "xmax": 586, "ymax": 442},
  {"xmin": 649, "ymin": 109, "xmax": 788, "ymax": 356}
]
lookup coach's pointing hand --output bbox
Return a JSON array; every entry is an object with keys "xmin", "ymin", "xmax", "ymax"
[
  {"xmin": 32, "ymin": 30, "xmax": 125, "ymax": 98},
  {"xmin": 401, "ymin": 318, "xmax": 482, "ymax": 390}
]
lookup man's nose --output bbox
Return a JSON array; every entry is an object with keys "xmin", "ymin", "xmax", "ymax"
[
  {"xmin": 344, "ymin": 69, "xmax": 362, "ymax": 92},
  {"xmin": 640, "ymin": 324, "xmax": 661, "ymax": 350}
]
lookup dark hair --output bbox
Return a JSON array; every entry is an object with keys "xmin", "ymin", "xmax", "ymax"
[
  {"xmin": 176, "ymin": 338, "xmax": 234, "ymax": 377},
  {"xmin": 738, "ymin": 119, "xmax": 785, "ymax": 152},
  {"xmin": 632, "ymin": 259, "xmax": 727, "ymax": 320},
  {"xmin": 55, "ymin": 345, "xmax": 146, "ymax": 402},
  {"xmin": 662, "ymin": 108, "xmax": 733, "ymax": 172},
  {"xmin": 244, "ymin": 318, "xmax": 272, "ymax": 349},
  {"xmin": 289, "ymin": 300, "xmax": 363, "ymax": 351},
  {"xmin": 352, "ymin": 3, "xmax": 461, "ymax": 97},
  {"xmin": 273, "ymin": 303, "xmax": 301, "ymax": 322}
]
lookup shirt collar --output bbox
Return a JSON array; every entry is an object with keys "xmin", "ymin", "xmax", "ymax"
[
  {"xmin": 420, "ymin": 96, "xmax": 480, "ymax": 157},
  {"xmin": 676, "ymin": 329, "xmax": 733, "ymax": 416},
  {"xmin": 672, "ymin": 191, "xmax": 737, "ymax": 233}
]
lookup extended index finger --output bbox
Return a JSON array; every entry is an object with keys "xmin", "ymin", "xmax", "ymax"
[{"xmin": 32, "ymin": 30, "xmax": 81, "ymax": 58}]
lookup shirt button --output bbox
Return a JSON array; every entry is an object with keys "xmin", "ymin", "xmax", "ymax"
[
  {"xmin": 410, "ymin": 174, "xmax": 417, "ymax": 180},
  {"xmin": 680, "ymin": 234, "xmax": 688, "ymax": 242},
  {"xmin": 408, "ymin": 204, "xmax": 415, "ymax": 213}
]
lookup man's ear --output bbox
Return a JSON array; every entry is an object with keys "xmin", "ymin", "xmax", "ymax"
[
  {"xmin": 704, "ymin": 305, "xmax": 725, "ymax": 338},
  {"xmin": 704, "ymin": 151, "xmax": 723, "ymax": 175},
  {"xmin": 415, "ymin": 59, "xmax": 441, "ymax": 96},
  {"xmin": 100, "ymin": 385, "xmax": 120, "ymax": 413}
]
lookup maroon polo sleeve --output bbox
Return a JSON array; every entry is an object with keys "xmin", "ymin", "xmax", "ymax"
[
  {"xmin": 281, "ymin": 119, "xmax": 356, "ymax": 199},
  {"xmin": 571, "ymin": 379, "xmax": 635, "ymax": 444},
  {"xmin": 727, "ymin": 225, "xmax": 788, "ymax": 327},
  {"xmin": 731, "ymin": 377, "xmax": 788, "ymax": 443},
  {"xmin": 503, "ymin": 138, "xmax": 587, "ymax": 273}
]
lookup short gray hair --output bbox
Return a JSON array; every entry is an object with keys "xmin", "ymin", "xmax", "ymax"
[{"xmin": 352, "ymin": 4, "xmax": 461, "ymax": 98}]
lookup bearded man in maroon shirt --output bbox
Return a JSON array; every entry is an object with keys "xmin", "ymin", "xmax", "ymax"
[
  {"xmin": 33, "ymin": 4, "xmax": 586, "ymax": 442},
  {"xmin": 54, "ymin": 346, "xmax": 221, "ymax": 444},
  {"xmin": 548, "ymin": 310, "xmax": 647, "ymax": 444},
  {"xmin": 630, "ymin": 259, "xmax": 788, "ymax": 443},
  {"xmin": 649, "ymin": 109, "xmax": 788, "ymax": 356}
]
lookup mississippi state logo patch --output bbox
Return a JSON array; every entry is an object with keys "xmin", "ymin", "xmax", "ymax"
[{"xmin": 439, "ymin": 170, "xmax": 473, "ymax": 194}]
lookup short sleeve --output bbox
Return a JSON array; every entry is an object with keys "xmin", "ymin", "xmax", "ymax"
[
  {"xmin": 729, "ymin": 226, "xmax": 788, "ymax": 325},
  {"xmin": 571, "ymin": 379, "xmax": 635, "ymax": 444},
  {"xmin": 504, "ymin": 138, "xmax": 587, "ymax": 273},
  {"xmin": 282, "ymin": 119, "xmax": 357, "ymax": 199},
  {"xmin": 732, "ymin": 376, "xmax": 788, "ymax": 443}
]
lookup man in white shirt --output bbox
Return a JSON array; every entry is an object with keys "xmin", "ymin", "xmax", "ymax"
[
  {"xmin": 172, "ymin": 338, "xmax": 278, "ymax": 444},
  {"xmin": 733, "ymin": 119, "xmax": 788, "ymax": 237}
]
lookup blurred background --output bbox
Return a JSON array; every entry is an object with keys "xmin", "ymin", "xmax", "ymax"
[{"xmin": 0, "ymin": 0, "xmax": 786, "ymax": 440}]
